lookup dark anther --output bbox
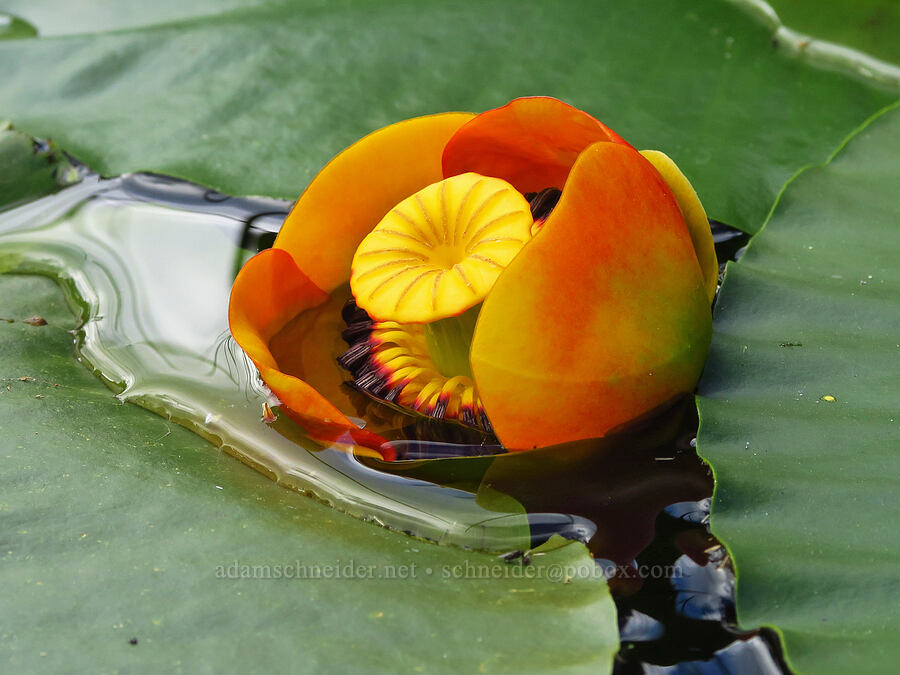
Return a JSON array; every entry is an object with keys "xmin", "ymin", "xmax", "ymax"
[
  {"xmin": 479, "ymin": 411, "xmax": 494, "ymax": 434},
  {"xmin": 358, "ymin": 377, "xmax": 385, "ymax": 395},
  {"xmin": 337, "ymin": 296, "xmax": 497, "ymax": 436},
  {"xmin": 340, "ymin": 298, "xmax": 377, "ymax": 347},
  {"xmin": 431, "ymin": 397, "xmax": 447, "ymax": 419},
  {"xmin": 336, "ymin": 341, "xmax": 371, "ymax": 371},
  {"xmin": 384, "ymin": 385, "xmax": 404, "ymax": 403},
  {"xmin": 525, "ymin": 187, "xmax": 562, "ymax": 221},
  {"xmin": 461, "ymin": 407, "xmax": 477, "ymax": 427},
  {"xmin": 341, "ymin": 320, "xmax": 374, "ymax": 345},
  {"xmin": 341, "ymin": 301, "xmax": 357, "ymax": 324}
]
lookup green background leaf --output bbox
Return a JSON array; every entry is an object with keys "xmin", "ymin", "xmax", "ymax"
[
  {"xmin": 0, "ymin": 0, "xmax": 896, "ymax": 233},
  {"xmin": 0, "ymin": 123, "xmax": 78, "ymax": 209},
  {"xmin": 0, "ymin": 273, "xmax": 617, "ymax": 673},
  {"xmin": 0, "ymin": 13, "xmax": 37, "ymax": 40},
  {"xmin": 763, "ymin": 0, "xmax": 900, "ymax": 64},
  {"xmin": 697, "ymin": 103, "xmax": 900, "ymax": 673}
]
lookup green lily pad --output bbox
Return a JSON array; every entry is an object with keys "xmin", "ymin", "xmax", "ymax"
[
  {"xmin": 0, "ymin": 122, "xmax": 78, "ymax": 209},
  {"xmin": 729, "ymin": 0, "xmax": 900, "ymax": 91},
  {"xmin": 0, "ymin": 13, "xmax": 37, "ymax": 40},
  {"xmin": 760, "ymin": 0, "xmax": 900, "ymax": 65},
  {"xmin": 0, "ymin": 0, "xmax": 895, "ymax": 233},
  {"xmin": 0, "ymin": 272, "xmax": 618, "ymax": 672},
  {"xmin": 697, "ymin": 102, "xmax": 900, "ymax": 673}
]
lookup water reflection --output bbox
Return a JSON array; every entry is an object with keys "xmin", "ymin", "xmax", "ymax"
[{"xmin": 363, "ymin": 397, "xmax": 712, "ymax": 564}]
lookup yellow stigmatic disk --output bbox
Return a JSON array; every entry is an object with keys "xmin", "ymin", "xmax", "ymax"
[{"xmin": 350, "ymin": 172, "xmax": 534, "ymax": 323}]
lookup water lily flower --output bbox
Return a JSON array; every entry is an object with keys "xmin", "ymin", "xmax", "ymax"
[{"xmin": 229, "ymin": 97, "xmax": 716, "ymax": 456}]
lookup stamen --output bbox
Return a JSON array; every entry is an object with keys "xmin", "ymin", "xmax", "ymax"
[
  {"xmin": 525, "ymin": 187, "xmax": 562, "ymax": 222},
  {"xmin": 337, "ymin": 298, "xmax": 494, "ymax": 434}
]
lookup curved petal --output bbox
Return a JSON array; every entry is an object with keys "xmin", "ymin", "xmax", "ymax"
[
  {"xmin": 274, "ymin": 112, "xmax": 475, "ymax": 294},
  {"xmin": 470, "ymin": 142, "xmax": 711, "ymax": 450},
  {"xmin": 441, "ymin": 96, "xmax": 631, "ymax": 194},
  {"xmin": 268, "ymin": 288, "xmax": 368, "ymax": 419},
  {"xmin": 228, "ymin": 247, "xmax": 344, "ymax": 421},
  {"xmin": 640, "ymin": 150, "xmax": 718, "ymax": 303},
  {"xmin": 228, "ymin": 248, "xmax": 391, "ymax": 456}
]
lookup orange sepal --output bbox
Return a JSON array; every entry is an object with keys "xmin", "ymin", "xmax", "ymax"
[
  {"xmin": 470, "ymin": 142, "xmax": 711, "ymax": 450},
  {"xmin": 274, "ymin": 112, "xmax": 475, "ymax": 294},
  {"xmin": 640, "ymin": 150, "xmax": 718, "ymax": 303},
  {"xmin": 441, "ymin": 96, "xmax": 631, "ymax": 194},
  {"xmin": 228, "ymin": 248, "xmax": 392, "ymax": 457}
]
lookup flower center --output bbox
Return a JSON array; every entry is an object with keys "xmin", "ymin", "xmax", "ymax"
[
  {"xmin": 428, "ymin": 243, "xmax": 466, "ymax": 269},
  {"xmin": 349, "ymin": 172, "xmax": 534, "ymax": 324},
  {"xmin": 341, "ymin": 175, "xmax": 562, "ymax": 432}
]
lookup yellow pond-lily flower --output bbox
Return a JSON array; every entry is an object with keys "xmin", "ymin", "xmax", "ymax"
[{"xmin": 229, "ymin": 97, "xmax": 717, "ymax": 456}]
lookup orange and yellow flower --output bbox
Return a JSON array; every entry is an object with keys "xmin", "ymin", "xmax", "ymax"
[{"xmin": 228, "ymin": 97, "xmax": 717, "ymax": 457}]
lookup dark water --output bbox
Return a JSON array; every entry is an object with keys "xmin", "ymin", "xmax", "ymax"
[{"xmin": 0, "ymin": 163, "xmax": 789, "ymax": 672}]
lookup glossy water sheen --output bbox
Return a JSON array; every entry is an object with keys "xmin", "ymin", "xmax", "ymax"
[
  {"xmin": 0, "ymin": 171, "xmax": 785, "ymax": 672},
  {"xmin": 0, "ymin": 173, "xmax": 556, "ymax": 550}
]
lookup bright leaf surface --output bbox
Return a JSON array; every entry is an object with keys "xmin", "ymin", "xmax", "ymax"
[
  {"xmin": 697, "ymin": 103, "xmax": 900, "ymax": 673},
  {"xmin": 0, "ymin": 0, "xmax": 896, "ymax": 233}
]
